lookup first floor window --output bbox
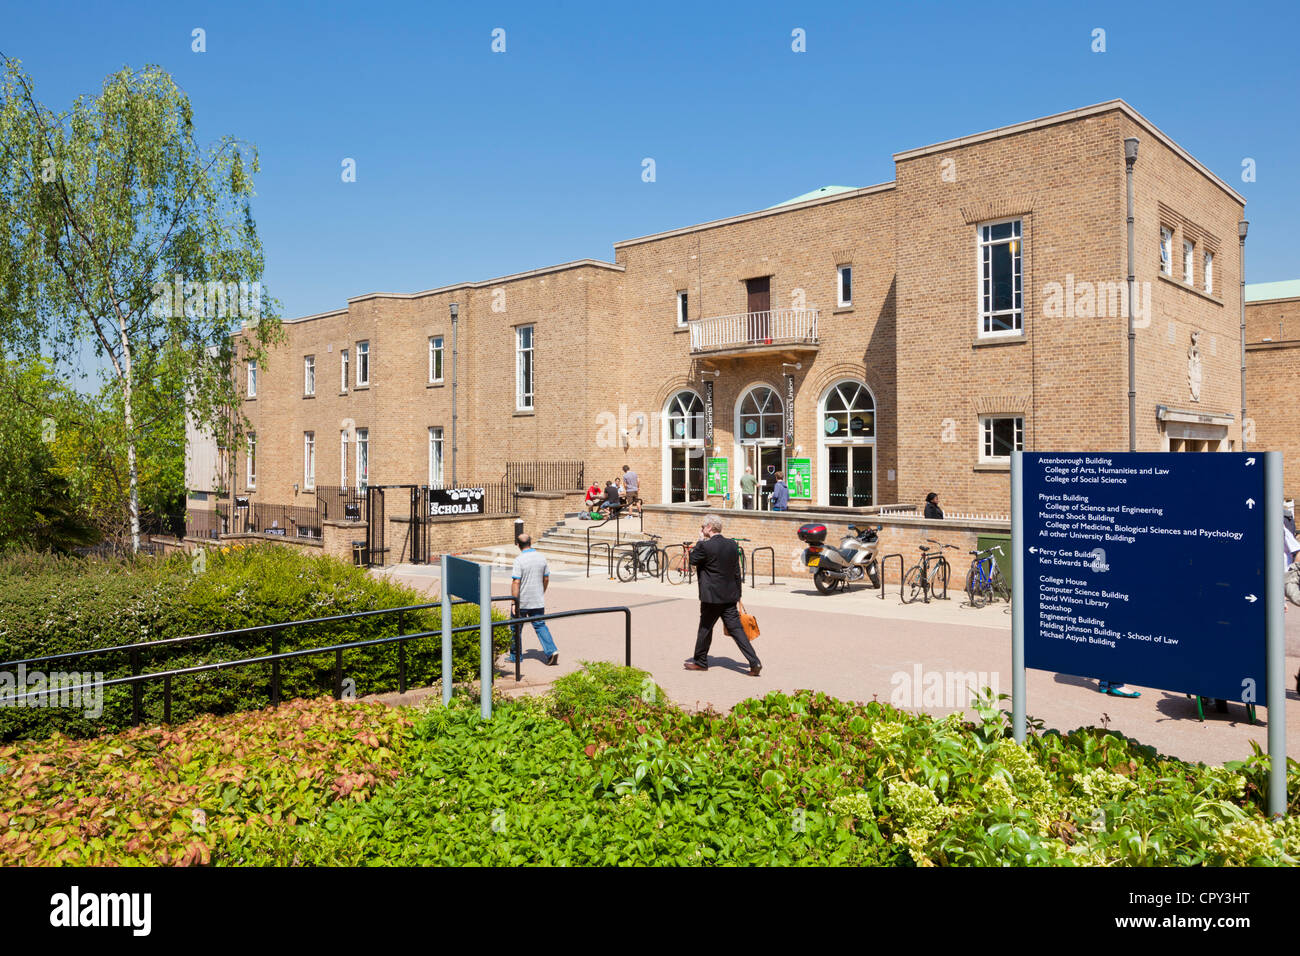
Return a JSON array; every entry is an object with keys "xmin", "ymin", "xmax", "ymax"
[
  {"xmin": 979, "ymin": 220, "xmax": 1022, "ymax": 335},
  {"xmin": 1160, "ymin": 227, "xmax": 1173, "ymax": 275},
  {"xmin": 356, "ymin": 428, "xmax": 369, "ymax": 490},
  {"xmin": 246, "ymin": 433, "xmax": 256, "ymax": 487},
  {"xmin": 429, "ymin": 427, "xmax": 444, "ymax": 485},
  {"xmin": 980, "ymin": 416, "xmax": 1023, "ymax": 462},
  {"xmin": 303, "ymin": 431, "xmax": 315, "ymax": 489},
  {"xmin": 247, "ymin": 359, "xmax": 257, "ymax": 397},
  {"xmin": 1183, "ymin": 240, "xmax": 1195, "ymax": 285},
  {"xmin": 340, "ymin": 349, "xmax": 349, "ymax": 392},
  {"xmin": 1203, "ymin": 251, "xmax": 1213, "ymax": 294},
  {"xmin": 304, "ymin": 355, "xmax": 315, "ymax": 396},
  {"xmin": 340, "ymin": 430, "xmax": 348, "ymax": 486},
  {"xmin": 837, "ymin": 265, "xmax": 853, "ymax": 308},
  {"xmin": 676, "ymin": 290, "xmax": 689, "ymax": 327},
  {"xmin": 429, "ymin": 336, "xmax": 444, "ymax": 383},
  {"xmin": 516, "ymin": 325, "xmax": 534, "ymax": 410},
  {"xmin": 356, "ymin": 341, "xmax": 370, "ymax": 386}
]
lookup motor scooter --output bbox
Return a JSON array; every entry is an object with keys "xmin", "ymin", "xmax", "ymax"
[{"xmin": 798, "ymin": 523, "xmax": 881, "ymax": 594}]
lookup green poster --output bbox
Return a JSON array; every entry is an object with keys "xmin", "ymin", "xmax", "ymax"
[
  {"xmin": 706, "ymin": 457, "xmax": 729, "ymax": 496},
  {"xmin": 786, "ymin": 458, "xmax": 812, "ymax": 500}
]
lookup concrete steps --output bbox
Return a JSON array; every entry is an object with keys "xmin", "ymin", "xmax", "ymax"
[{"xmin": 457, "ymin": 514, "xmax": 659, "ymax": 572}]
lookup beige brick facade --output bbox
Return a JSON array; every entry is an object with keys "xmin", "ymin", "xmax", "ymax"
[
  {"xmin": 191, "ymin": 99, "xmax": 1278, "ymax": 549},
  {"xmin": 1245, "ymin": 294, "xmax": 1300, "ymax": 502}
]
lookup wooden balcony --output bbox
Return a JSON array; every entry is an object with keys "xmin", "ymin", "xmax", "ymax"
[{"xmin": 688, "ymin": 308, "xmax": 820, "ymax": 357}]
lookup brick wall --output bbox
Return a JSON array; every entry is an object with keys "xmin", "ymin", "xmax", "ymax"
[{"xmin": 1245, "ymin": 295, "xmax": 1300, "ymax": 501}]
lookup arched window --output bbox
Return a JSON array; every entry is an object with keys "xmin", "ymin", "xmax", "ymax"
[
  {"xmin": 823, "ymin": 381, "xmax": 875, "ymax": 438},
  {"xmin": 666, "ymin": 390, "xmax": 704, "ymax": 443},
  {"xmin": 738, "ymin": 386, "xmax": 783, "ymax": 441},
  {"xmin": 664, "ymin": 390, "xmax": 705, "ymax": 503}
]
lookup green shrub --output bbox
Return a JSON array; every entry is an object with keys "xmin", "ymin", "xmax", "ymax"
[
  {"xmin": 0, "ymin": 544, "xmax": 510, "ymax": 741},
  {"xmin": 550, "ymin": 659, "xmax": 665, "ymax": 720}
]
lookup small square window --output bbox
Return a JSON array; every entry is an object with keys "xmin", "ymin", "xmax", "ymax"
[
  {"xmin": 980, "ymin": 415, "xmax": 1023, "ymax": 462},
  {"xmin": 837, "ymin": 265, "xmax": 853, "ymax": 308}
]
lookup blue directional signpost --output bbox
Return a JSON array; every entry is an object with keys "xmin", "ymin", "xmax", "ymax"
[
  {"xmin": 1011, "ymin": 451, "xmax": 1287, "ymax": 817},
  {"xmin": 441, "ymin": 553, "xmax": 494, "ymax": 717}
]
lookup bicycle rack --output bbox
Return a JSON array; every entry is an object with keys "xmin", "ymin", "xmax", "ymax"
[
  {"xmin": 749, "ymin": 546, "xmax": 775, "ymax": 588},
  {"xmin": 611, "ymin": 541, "xmax": 641, "ymax": 581},
  {"xmin": 586, "ymin": 541, "xmax": 613, "ymax": 578},
  {"xmin": 879, "ymin": 553, "xmax": 905, "ymax": 602}
]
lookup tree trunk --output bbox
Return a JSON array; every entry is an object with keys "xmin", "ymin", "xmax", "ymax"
[{"xmin": 118, "ymin": 316, "xmax": 140, "ymax": 554}]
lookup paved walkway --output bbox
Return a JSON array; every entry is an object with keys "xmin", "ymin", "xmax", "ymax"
[{"xmin": 377, "ymin": 562, "xmax": 1300, "ymax": 767}]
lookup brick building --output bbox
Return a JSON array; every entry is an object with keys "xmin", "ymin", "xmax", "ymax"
[
  {"xmin": 1245, "ymin": 280, "xmax": 1300, "ymax": 502},
  {"xmin": 188, "ymin": 99, "xmax": 1267, "ymax": 548}
]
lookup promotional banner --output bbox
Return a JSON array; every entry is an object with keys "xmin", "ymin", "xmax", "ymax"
[
  {"xmin": 706, "ymin": 457, "xmax": 729, "ymax": 496},
  {"xmin": 784, "ymin": 374, "xmax": 795, "ymax": 445},
  {"xmin": 428, "ymin": 487, "xmax": 486, "ymax": 516},
  {"xmin": 704, "ymin": 380, "xmax": 714, "ymax": 447},
  {"xmin": 1021, "ymin": 452, "xmax": 1266, "ymax": 702},
  {"xmin": 786, "ymin": 458, "xmax": 811, "ymax": 500}
]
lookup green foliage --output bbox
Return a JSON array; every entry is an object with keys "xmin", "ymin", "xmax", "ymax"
[
  {"xmin": 549, "ymin": 659, "xmax": 665, "ymax": 720},
  {"xmin": 0, "ymin": 543, "xmax": 510, "ymax": 740},
  {"xmin": 3, "ymin": 665, "xmax": 1296, "ymax": 867}
]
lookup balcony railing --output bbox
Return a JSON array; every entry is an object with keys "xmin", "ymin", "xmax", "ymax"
[{"xmin": 688, "ymin": 308, "xmax": 819, "ymax": 354}]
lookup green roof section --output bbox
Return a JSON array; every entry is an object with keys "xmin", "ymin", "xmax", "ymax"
[
  {"xmin": 1246, "ymin": 280, "xmax": 1300, "ymax": 303},
  {"xmin": 768, "ymin": 185, "xmax": 859, "ymax": 208}
]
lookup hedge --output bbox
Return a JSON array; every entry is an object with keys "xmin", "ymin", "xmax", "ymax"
[{"xmin": 0, "ymin": 544, "xmax": 510, "ymax": 741}]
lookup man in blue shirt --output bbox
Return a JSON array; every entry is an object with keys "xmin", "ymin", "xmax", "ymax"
[
  {"xmin": 770, "ymin": 472, "xmax": 790, "ymax": 511},
  {"xmin": 509, "ymin": 534, "xmax": 558, "ymax": 666}
]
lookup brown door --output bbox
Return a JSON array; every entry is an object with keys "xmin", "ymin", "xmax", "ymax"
[{"xmin": 746, "ymin": 276, "xmax": 770, "ymax": 342}]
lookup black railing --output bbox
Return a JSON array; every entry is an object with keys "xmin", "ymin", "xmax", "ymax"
[
  {"xmin": 247, "ymin": 502, "xmax": 322, "ymax": 539},
  {"xmin": 184, "ymin": 509, "xmax": 226, "ymax": 540},
  {"xmin": 2, "ymin": 599, "xmax": 634, "ymax": 725},
  {"xmin": 313, "ymin": 485, "xmax": 368, "ymax": 524},
  {"xmin": 505, "ymin": 460, "xmax": 585, "ymax": 493}
]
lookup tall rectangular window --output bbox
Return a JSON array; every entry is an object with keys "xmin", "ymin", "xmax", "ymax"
[
  {"xmin": 303, "ymin": 431, "xmax": 315, "ymax": 490},
  {"xmin": 246, "ymin": 433, "xmax": 256, "ymax": 488},
  {"xmin": 340, "ymin": 349, "xmax": 349, "ymax": 393},
  {"xmin": 247, "ymin": 359, "xmax": 257, "ymax": 398},
  {"xmin": 429, "ymin": 336, "xmax": 444, "ymax": 383},
  {"xmin": 1204, "ymin": 251, "xmax": 1213, "ymax": 294},
  {"xmin": 978, "ymin": 220, "xmax": 1022, "ymax": 335},
  {"xmin": 1183, "ymin": 240, "xmax": 1195, "ymax": 285},
  {"xmin": 355, "ymin": 428, "xmax": 369, "ymax": 490},
  {"xmin": 340, "ymin": 429, "xmax": 348, "ymax": 487},
  {"xmin": 980, "ymin": 416, "xmax": 1023, "ymax": 462},
  {"xmin": 356, "ymin": 341, "xmax": 370, "ymax": 386},
  {"xmin": 303, "ymin": 355, "xmax": 315, "ymax": 396},
  {"xmin": 429, "ymin": 427, "xmax": 444, "ymax": 485},
  {"xmin": 676, "ymin": 290, "xmax": 689, "ymax": 327},
  {"xmin": 1160, "ymin": 227, "xmax": 1173, "ymax": 275},
  {"xmin": 516, "ymin": 325, "xmax": 534, "ymax": 411},
  {"xmin": 837, "ymin": 265, "xmax": 853, "ymax": 308}
]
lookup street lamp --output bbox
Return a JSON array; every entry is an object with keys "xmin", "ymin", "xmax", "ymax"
[{"xmin": 1124, "ymin": 137, "xmax": 1139, "ymax": 452}]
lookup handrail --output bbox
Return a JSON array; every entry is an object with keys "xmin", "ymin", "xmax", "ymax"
[
  {"xmin": 0, "ymin": 597, "xmax": 511, "ymax": 671},
  {"xmin": 5, "ymin": 606, "xmax": 634, "ymax": 725}
]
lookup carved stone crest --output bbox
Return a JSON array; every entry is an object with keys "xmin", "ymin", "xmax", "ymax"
[{"xmin": 1188, "ymin": 330, "xmax": 1203, "ymax": 403}]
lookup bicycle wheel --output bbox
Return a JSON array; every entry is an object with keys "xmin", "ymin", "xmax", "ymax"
[
  {"xmin": 928, "ymin": 559, "xmax": 948, "ymax": 599},
  {"xmin": 903, "ymin": 565, "xmax": 926, "ymax": 603},
  {"xmin": 990, "ymin": 565, "xmax": 1010, "ymax": 603},
  {"xmin": 616, "ymin": 553, "xmax": 637, "ymax": 583},
  {"xmin": 643, "ymin": 548, "xmax": 660, "ymax": 580},
  {"xmin": 965, "ymin": 566, "xmax": 986, "ymax": 608},
  {"xmin": 665, "ymin": 554, "xmax": 685, "ymax": 585}
]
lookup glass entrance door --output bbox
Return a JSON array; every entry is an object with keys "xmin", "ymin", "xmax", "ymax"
[
  {"xmin": 827, "ymin": 446, "xmax": 873, "ymax": 507},
  {"xmin": 743, "ymin": 444, "xmax": 784, "ymax": 509},
  {"xmin": 671, "ymin": 446, "xmax": 705, "ymax": 503}
]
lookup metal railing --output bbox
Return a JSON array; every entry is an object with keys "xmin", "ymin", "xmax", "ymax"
[
  {"xmin": 505, "ymin": 460, "xmax": 585, "ymax": 493},
  {"xmin": 2, "ymin": 597, "xmax": 634, "ymax": 725},
  {"xmin": 689, "ymin": 308, "xmax": 819, "ymax": 353}
]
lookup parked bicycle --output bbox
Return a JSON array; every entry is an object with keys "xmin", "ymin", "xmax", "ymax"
[
  {"xmin": 903, "ymin": 539, "xmax": 958, "ymax": 603},
  {"xmin": 964, "ymin": 545, "xmax": 1009, "ymax": 607},
  {"xmin": 616, "ymin": 533, "xmax": 662, "ymax": 582},
  {"xmin": 665, "ymin": 540, "xmax": 695, "ymax": 585}
]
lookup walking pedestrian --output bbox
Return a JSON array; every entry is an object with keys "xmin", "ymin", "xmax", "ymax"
[
  {"xmin": 509, "ymin": 533, "xmax": 558, "ymax": 666},
  {"xmin": 684, "ymin": 515, "xmax": 762, "ymax": 676}
]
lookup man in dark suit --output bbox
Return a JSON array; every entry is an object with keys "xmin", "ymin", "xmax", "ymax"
[{"xmin": 684, "ymin": 514, "xmax": 762, "ymax": 676}]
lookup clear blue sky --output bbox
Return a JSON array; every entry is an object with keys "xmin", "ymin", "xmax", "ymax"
[{"xmin": 5, "ymin": 0, "xmax": 1298, "ymax": 322}]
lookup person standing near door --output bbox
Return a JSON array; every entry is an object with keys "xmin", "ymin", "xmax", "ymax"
[
  {"xmin": 770, "ymin": 472, "xmax": 790, "ymax": 511},
  {"xmin": 739, "ymin": 466, "xmax": 757, "ymax": 510},
  {"xmin": 684, "ymin": 515, "xmax": 761, "ymax": 676}
]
